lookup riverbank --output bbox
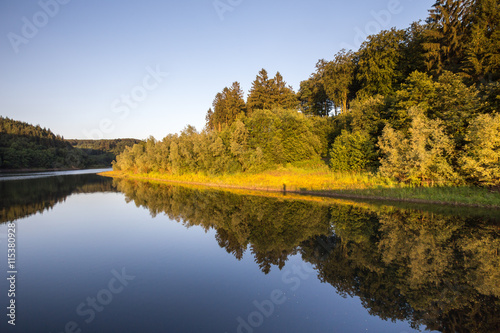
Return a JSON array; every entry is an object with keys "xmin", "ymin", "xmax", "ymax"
[{"xmin": 99, "ymin": 168, "xmax": 500, "ymax": 208}]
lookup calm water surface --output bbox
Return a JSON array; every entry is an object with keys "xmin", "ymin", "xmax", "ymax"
[{"xmin": 0, "ymin": 171, "xmax": 499, "ymax": 332}]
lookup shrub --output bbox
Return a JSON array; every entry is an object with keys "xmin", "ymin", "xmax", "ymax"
[
  {"xmin": 329, "ymin": 130, "xmax": 375, "ymax": 172},
  {"xmin": 460, "ymin": 113, "xmax": 500, "ymax": 186}
]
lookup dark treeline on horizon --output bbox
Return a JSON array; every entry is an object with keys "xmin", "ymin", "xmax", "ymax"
[
  {"xmin": 114, "ymin": 0, "xmax": 500, "ymax": 187},
  {"xmin": 0, "ymin": 116, "xmax": 140, "ymax": 170}
]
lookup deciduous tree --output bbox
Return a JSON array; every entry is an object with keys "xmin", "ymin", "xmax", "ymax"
[{"xmin": 324, "ymin": 49, "xmax": 355, "ymax": 114}]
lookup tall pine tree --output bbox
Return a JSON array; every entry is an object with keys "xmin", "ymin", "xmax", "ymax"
[
  {"xmin": 464, "ymin": 0, "xmax": 500, "ymax": 83},
  {"xmin": 423, "ymin": 0, "xmax": 474, "ymax": 75},
  {"xmin": 247, "ymin": 69, "xmax": 273, "ymax": 112},
  {"xmin": 206, "ymin": 82, "xmax": 246, "ymax": 131},
  {"xmin": 247, "ymin": 69, "xmax": 297, "ymax": 112}
]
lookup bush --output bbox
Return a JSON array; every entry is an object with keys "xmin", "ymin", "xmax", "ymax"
[
  {"xmin": 459, "ymin": 113, "xmax": 500, "ymax": 186},
  {"xmin": 329, "ymin": 130, "xmax": 375, "ymax": 172},
  {"xmin": 378, "ymin": 107, "xmax": 459, "ymax": 185}
]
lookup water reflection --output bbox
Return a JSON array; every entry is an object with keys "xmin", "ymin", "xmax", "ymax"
[
  {"xmin": 2, "ymin": 173, "xmax": 499, "ymax": 332},
  {"xmin": 113, "ymin": 178, "xmax": 500, "ymax": 332},
  {"xmin": 0, "ymin": 173, "xmax": 115, "ymax": 223},
  {"xmin": 114, "ymin": 178, "xmax": 331, "ymax": 274}
]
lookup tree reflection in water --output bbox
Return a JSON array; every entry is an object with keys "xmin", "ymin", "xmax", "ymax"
[
  {"xmin": 2, "ymin": 174, "xmax": 498, "ymax": 332},
  {"xmin": 114, "ymin": 178, "xmax": 500, "ymax": 332},
  {"xmin": 0, "ymin": 174, "xmax": 115, "ymax": 223}
]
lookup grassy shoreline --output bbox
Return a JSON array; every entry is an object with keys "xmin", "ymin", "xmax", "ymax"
[{"xmin": 99, "ymin": 167, "xmax": 500, "ymax": 208}]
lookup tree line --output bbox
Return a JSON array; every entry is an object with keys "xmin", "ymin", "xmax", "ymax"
[
  {"xmin": 114, "ymin": 0, "xmax": 500, "ymax": 186},
  {"xmin": 0, "ymin": 116, "xmax": 140, "ymax": 169}
]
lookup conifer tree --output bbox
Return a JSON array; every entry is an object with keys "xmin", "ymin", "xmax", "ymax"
[
  {"xmin": 423, "ymin": 0, "xmax": 474, "ymax": 74},
  {"xmin": 247, "ymin": 69, "xmax": 298, "ymax": 112},
  {"xmin": 247, "ymin": 69, "xmax": 272, "ymax": 112},
  {"xmin": 464, "ymin": 0, "xmax": 500, "ymax": 83},
  {"xmin": 206, "ymin": 82, "xmax": 246, "ymax": 131},
  {"xmin": 271, "ymin": 72, "xmax": 298, "ymax": 110}
]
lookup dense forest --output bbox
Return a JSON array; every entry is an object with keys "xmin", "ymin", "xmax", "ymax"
[
  {"xmin": 113, "ymin": 178, "xmax": 500, "ymax": 332},
  {"xmin": 0, "ymin": 116, "xmax": 140, "ymax": 169},
  {"xmin": 114, "ymin": 0, "xmax": 500, "ymax": 187}
]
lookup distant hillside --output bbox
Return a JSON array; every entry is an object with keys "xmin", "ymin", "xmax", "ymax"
[
  {"xmin": 66, "ymin": 139, "xmax": 142, "ymax": 167},
  {"xmin": 67, "ymin": 139, "xmax": 142, "ymax": 156},
  {"xmin": 0, "ymin": 116, "xmax": 140, "ymax": 170}
]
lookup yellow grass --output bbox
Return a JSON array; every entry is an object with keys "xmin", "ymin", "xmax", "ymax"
[
  {"xmin": 99, "ymin": 167, "xmax": 500, "ymax": 208},
  {"xmin": 100, "ymin": 165, "xmax": 396, "ymax": 192}
]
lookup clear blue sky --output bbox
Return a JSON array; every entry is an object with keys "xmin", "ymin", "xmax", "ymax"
[{"xmin": 0, "ymin": 0, "xmax": 435, "ymax": 140}]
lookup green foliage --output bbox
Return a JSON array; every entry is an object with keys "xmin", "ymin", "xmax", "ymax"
[
  {"xmin": 423, "ymin": 0, "xmax": 473, "ymax": 74},
  {"xmin": 465, "ymin": 0, "xmax": 500, "ymax": 82},
  {"xmin": 389, "ymin": 70, "xmax": 480, "ymax": 141},
  {"xmin": 356, "ymin": 28, "xmax": 406, "ymax": 96},
  {"xmin": 68, "ymin": 138, "xmax": 141, "ymax": 166},
  {"xmin": 247, "ymin": 69, "xmax": 298, "ymax": 113},
  {"xmin": 391, "ymin": 71, "xmax": 437, "ymax": 127},
  {"xmin": 479, "ymin": 81, "xmax": 500, "ymax": 112},
  {"xmin": 349, "ymin": 94, "xmax": 388, "ymax": 137},
  {"xmin": 112, "ymin": 0, "xmax": 500, "ymax": 187},
  {"xmin": 423, "ymin": 0, "xmax": 500, "ymax": 84},
  {"xmin": 114, "ymin": 109, "xmax": 327, "ymax": 176},
  {"xmin": 323, "ymin": 50, "xmax": 355, "ymax": 114},
  {"xmin": 247, "ymin": 68, "xmax": 272, "ymax": 111},
  {"xmin": 459, "ymin": 113, "xmax": 500, "ymax": 185},
  {"xmin": 378, "ymin": 108, "xmax": 459, "ymax": 185},
  {"xmin": 67, "ymin": 138, "xmax": 140, "ymax": 156},
  {"xmin": 0, "ymin": 117, "xmax": 138, "ymax": 170},
  {"xmin": 429, "ymin": 71, "xmax": 481, "ymax": 146},
  {"xmin": 329, "ymin": 130, "xmax": 376, "ymax": 172},
  {"xmin": 297, "ymin": 60, "xmax": 334, "ymax": 117},
  {"xmin": 400, "ymin": 22, "xmax": 428, "ymax": 77},
  {"xmin": 271, "ymin": 72, "xmax": 299, "ymax": 109},
  {"xmin": 206, "ymin": 82, "xmax": 246, "ymax": 131}
]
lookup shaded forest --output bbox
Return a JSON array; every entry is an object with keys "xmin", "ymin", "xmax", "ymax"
[
  {"xmin": 113, "ymin": 178, "xmax": 500, "ymax": 332},
  {"xmin": 114, "ymin": 0, "xmax": 500, "ymax": 187},
  {"xmin": 0, "ymin": 116, "xmax": 140, "ymax": 169}
]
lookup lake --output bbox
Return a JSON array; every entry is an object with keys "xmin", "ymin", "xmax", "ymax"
[{"xmin": 1, "ymin": 170, "xmax": 499, "ymax": 333}]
